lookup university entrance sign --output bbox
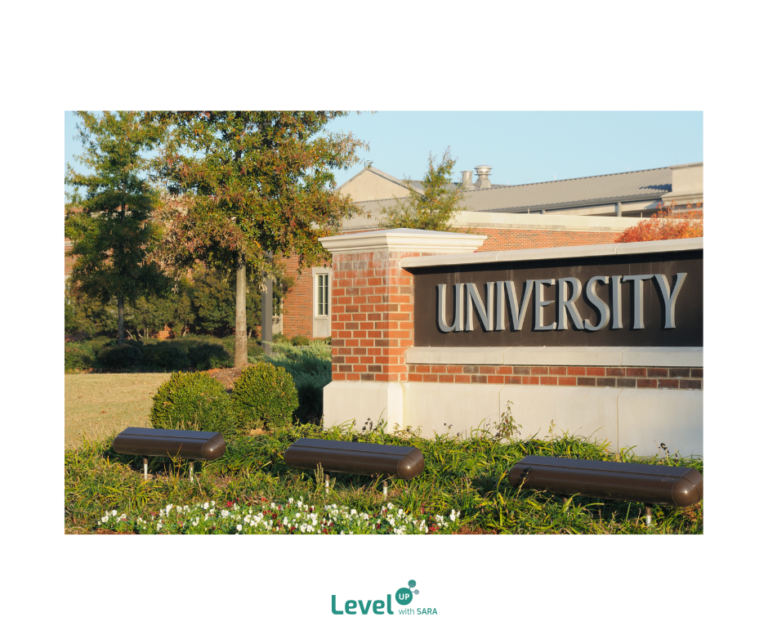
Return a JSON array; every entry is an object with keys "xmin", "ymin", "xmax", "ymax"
[
  {"xmin": 319, "ymin": 229, "xmax": 703, "ymax": 457},
  {"xmin": 413, "ymin": 249, "xmax": 702, "ymax": 347}
]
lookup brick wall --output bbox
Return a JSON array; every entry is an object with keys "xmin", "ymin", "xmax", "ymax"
[
  {"xmin": 323, "ymin": 231, "xmax": 704, "ymax": 391},
  {"xmin": 471, "ymin": 227, "xmax": 621, "ymax": 252},
  {"xmin": 65, "ymin": 239, "xmax": 75, "ymax": 278},
  {"xmin": 406, "ymin": 364, "xmax": 703, "ymax": 389},
  {"xmin": 330, "ymin": 249, "xmax": 425, "ymax": 382},
  {"xmin": 280, "ymin": 255, "xmax": 316, "ymax": 339}
]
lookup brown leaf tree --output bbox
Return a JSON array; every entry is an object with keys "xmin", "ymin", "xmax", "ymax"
[{"xmin": 149, "ymin": 111, "xmax": 365, "ymax": 367}]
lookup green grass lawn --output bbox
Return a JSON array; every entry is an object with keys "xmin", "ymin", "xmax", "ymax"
[{"xmin": 65, "ymin": 373, "xmax": 171, "ymax": 450}]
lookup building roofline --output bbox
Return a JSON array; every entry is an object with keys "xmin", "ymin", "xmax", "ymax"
[
  {"xmin": 458, "ymin": 165, "xmax": 676, "ymax": 193},
  {"xmin": 352, "ymin": 191, "xmax": 668, "ymax": 211},
  {"xmin": 486, "ymin": 193, "xmax": 668, "ymax": 213},
  {"xmin": 349, "ymin": 165, "xmax": 683, "ymax": 203}
]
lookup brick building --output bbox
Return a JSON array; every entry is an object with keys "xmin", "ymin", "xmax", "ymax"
[{"xmin": 279, "ymin": 162, "xmax": 703, "ymax": 340}]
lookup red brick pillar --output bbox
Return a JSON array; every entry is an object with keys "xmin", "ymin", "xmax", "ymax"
[{"xmin": 320, "ymin": 229, "xmax": 486, "ymax": 430}]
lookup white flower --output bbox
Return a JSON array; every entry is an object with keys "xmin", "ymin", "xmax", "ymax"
[
  {"xmin": 203, "ymin": 502, "xmax": 209, "ymax": 510},
  {"xmin": 289, "ymin": 498, "xmax": 294, "ymax": 504},
  {"xmin": 111, "ymin": 510, "xmax": 117, "ymax": 517},
  {"xmin": 237, "ymin": 525, "xmax": 242, "ymax": 532}
]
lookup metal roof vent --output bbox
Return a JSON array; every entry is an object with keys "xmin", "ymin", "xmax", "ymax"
[
  {"xmin": 474, "ymin": 165, "xmax": 492, "ymax": 189},
  {"xmin": 461, "ymin": 170, "xmax": 474, "ymax": 190}
]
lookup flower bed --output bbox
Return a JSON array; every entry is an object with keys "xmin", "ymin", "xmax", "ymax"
[
  {"xmin": 97, "ymin": 498, "xmax": 459, "ymax": 535},
  {"xmin": 67, "ymin": 418, "xmax": 703, "ymax": 535}
]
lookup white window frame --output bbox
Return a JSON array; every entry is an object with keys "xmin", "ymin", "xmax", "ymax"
[{"xmin": 312, "ymin": 267, "xmax": 332, "ymax": 338}]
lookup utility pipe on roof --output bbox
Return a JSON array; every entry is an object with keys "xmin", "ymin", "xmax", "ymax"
[{"xmin": 474, "ymin": 165, "xmax": 492, "ymax": 189}]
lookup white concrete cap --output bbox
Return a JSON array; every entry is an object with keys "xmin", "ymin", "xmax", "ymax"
[
  {"xmin": 320, "ymin": 228, "xmax": 487, "ymax": 255},
  {"xmin": 401, "ymin": 237, "xmax": 702, "ymax": 268}
]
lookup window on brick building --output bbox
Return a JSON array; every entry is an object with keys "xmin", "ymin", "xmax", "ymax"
[
  {"xmin": 317, "ymin": 273, "xmax": 328, "ymax": 316},
  {"xmin": 312, "ymin": 268, "xmax": 331, "ymax": 338}
]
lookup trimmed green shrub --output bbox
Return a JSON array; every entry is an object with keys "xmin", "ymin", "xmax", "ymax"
[
  {"xmin": 150, "ymin": 372, "xmax": 237, "ymax": 436},
  {"xmin": 231, "ymin": 362, "xmax": 299, "ymax": 430},
  {"xmin": 142, "ymin": 342, "xmax": 191, "ymax": 372},
  {"xmin": 268, "ymin": 341, "xmax": 331, "ymax": 373},
  {"xmin": 291, "ymin": 335, "xmax": 310, "ymax": 346},
  {"xmin": 97, "ymin": 343, "xmax": 143, "ymax": 370},
  {"xmin": 65, "ymin": 344, "xmax": 96, "ymax": 372},
  {"xmin": 291, "ymin": 372, "xmax": 328, "ymax": 424},
  {"xmin": 271, "ymin": 333, "xmax": 289, "ymax": 344},
  {"xmin": 259, "ymin": 341, "xmax": 331, "ymax": 424},
  {"xmin": 187, "ymin": 342, "xmax": 233, "ymax": 370}
]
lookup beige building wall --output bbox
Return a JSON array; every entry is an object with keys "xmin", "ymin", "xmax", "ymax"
[
  {"xmin": 338, "ymin": 169, "xmax": 413, "ymax": 201},
  {"xmin": 663, "ymin": 162, "xmax": 703, "ymax": 205}
]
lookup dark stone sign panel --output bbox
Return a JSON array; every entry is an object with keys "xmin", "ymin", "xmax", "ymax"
[{"xmin": 410, "ymin": 250, "xmax": 702, "ymax": 348}]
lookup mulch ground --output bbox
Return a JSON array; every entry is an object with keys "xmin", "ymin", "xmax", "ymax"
[{"xmin": 205, "ymin": 367, "xmax": 246, "ymax": 392}]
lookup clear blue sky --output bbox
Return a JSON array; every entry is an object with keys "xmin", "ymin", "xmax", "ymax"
[{"xmin": 65, "ymin": 111, "xmax": 702, "ymax": 188}]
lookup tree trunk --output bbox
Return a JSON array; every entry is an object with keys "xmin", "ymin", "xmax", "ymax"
[
  {"xmin": 262, "ymin": 254, "xmax": 273, "ymax": 356},
  {"xmin": 235, "ymin": 257, "xmax": 248, "ymax": 368},
  {"xmin": 118, "ymin": 195, "xmax": 127, "ymax": 345},
  {"xmin": 117, "ymin": 292, "xmax": 125, "ymax": 344}
]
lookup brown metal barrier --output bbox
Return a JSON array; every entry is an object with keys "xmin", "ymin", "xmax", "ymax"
[
  {"xmin": 507, "ymin": 455, "xmax": 703, "ymax": 525},
  {"xmin": 112, "ymin": 427, "xmax": 227, "ymax": 480},
  {"xmin": 283, "ymin": 438, "xmax": 425, "ymax": 495}
]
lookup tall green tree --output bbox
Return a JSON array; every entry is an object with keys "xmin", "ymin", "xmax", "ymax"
[
  {"xmin": 65, "ymin": 111, "xmax": 169, "ymax": 343},
  {"xmin": 382, "ymin": 148, "xmax": 465, "ymax": 231},
  {"xmin": 149, "ymin": 111, "xmax": 365, "ymax": 367}
]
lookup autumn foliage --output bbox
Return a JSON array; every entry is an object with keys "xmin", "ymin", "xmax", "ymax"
[{"xmin": 616, "ymin": 201, "xmax": 703, "ymax": 243}]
